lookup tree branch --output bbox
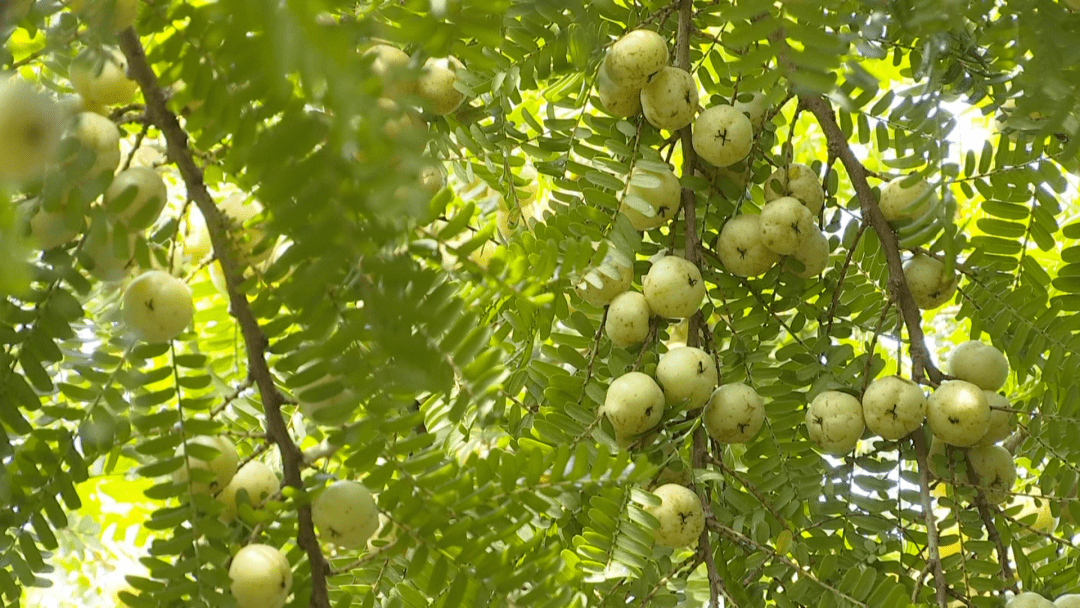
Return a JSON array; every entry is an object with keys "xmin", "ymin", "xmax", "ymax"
[
  {"xmin": 116, "ymin": 29, "xmax": 331, "ymax": 608},
  {"xmin": 799, "ymin": 95, "xmax": 942, "ymax": 386},
  {"xmin": 912, "ymin": 432, "xmax": 948, "ymax": 608}
]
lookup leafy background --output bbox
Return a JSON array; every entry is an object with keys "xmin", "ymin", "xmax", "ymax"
[{"xmin": 2, "ymin": 0, "xmax": 1080, "ymax": 606}]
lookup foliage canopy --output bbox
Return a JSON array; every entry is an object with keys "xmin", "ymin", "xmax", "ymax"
[{"xmin": 2, "ymin": 0, "xmax": 1080, "ymax": 607}]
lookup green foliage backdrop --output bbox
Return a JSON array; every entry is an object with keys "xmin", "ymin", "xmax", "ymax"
[{"xmin": 2, "ymin": 0, "xmax": 1080, "ymax": 606}]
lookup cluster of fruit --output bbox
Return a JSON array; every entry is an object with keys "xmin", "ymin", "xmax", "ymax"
[{"xmin": 171, "ymin": 434, "xmax": 379, "ymax": 608}]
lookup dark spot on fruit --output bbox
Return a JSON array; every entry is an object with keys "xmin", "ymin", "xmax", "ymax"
[
  {"xmin": 887, "ymin": 404, "xmax": 899, "ymax": 419},
  {"xmin": 679, "ymin": 511, "xmax": 692, "ymax": 524},
  {"xmin": 737, "ymin": 247, "xmax": 748, "ymax": 259},
  {"xmin": 684, "ymin": 91, "xmax": 692, "ymax": 104},
  {"xmin": 645, "ymin": 406, "xmax": 653, "ymax": 417},
  {"xmin": 687, "ymin": 276, "xmax": 698, "ymax": 287},
  {"xmin": 24, "ymin": 123, "xmax": 42, "ymax": 146},
  {"xmin": 814, "ymin": 416, "xmax": 824, "ymax": 426},
  {"xmin": 698, "ymin": 361, "xmax": 706, "ymax": 374},
  {"xmin": 715, "ymin": 128, "xmax": 729, "ymax": 145},
  {"xmin": 658, "ymin": 206, "xmax": 670, "ymax": 217},
  {"xmin": 929, "ymin": 290, "xmax": 940, "ymax": 298},
  {"xmin": 791, "ymin": 222, "xmax": 802, "ymax": 234},
  {"xmin": 948, "ymin": 416, "xmax": 960, "ymax": 424},
  {"xmin": 145, "ymin": 298, "xmax": 155, "ymax": 312},
  {"xmin": 738, "ymin": 422, "xmax": 749, "ymax": 432}
]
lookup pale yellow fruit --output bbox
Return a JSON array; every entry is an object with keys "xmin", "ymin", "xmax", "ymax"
[
  {"xmin": 1011, "ymin": 492, "xmax": 1056, "ymax": 534},
  {"xmin": 703, "ymin": 383, "xmax": 764, "ymax": 443},
  {"xmin": 417, "ymin": 56, "xmax": 465, "ymax": 116},
  {"xmin": 903, "ymin": 254, "xmax": 957, "ymax": 309},
  {"xmin": 1006, "ymin": 592, "xmax": 1054, "ymax": 608},
  {"xmin": 785, "ymin": 226, "xmax": 829, "ymax": 279},
  {"xmin": 640, "ymin": 66, "xmax": 698, "ymax": 132},
  {"xmin": 621, "ymin": 164, "xmax": 681, "ymax": 230},
  {"xmin": 656, "ymin": 346, "xmax": 716, "ymax": 409},
  {"xmin": 229, "ymin": 544, "xmax": 292, "ymax": 608},
  {"xmin": 948, "ymin": 340, "xmax": 1009, "ymax": 391},
  {"xmin": 759, "ymin": 196, "xmax": 815, "ymax": 256},
  {"xmin": 732, "ymin": 92, "xmax": 768, "ymax": 130},
  {"xmin": 604, "ymin": 29, "xmax": 668, "ymax": 88},
  {"xmin": 977, "ymin": 391, "xmax": 1014, "ymax": 446},
  {"xmin": 69, "ymin": 47, "xmax": 139, "ymax": 107},
  {"xmin": 805, "ymin": 391, "xmax": 864, "ymax": 455},
  {"xmin": 603, "ymin": 371, "xmax": 665, "ymax": 437},
  {"xmin": 861, "ymin": 376, "xmax": 927, "ymax": 440},
  {"xmin": 692, "ymin": 105, "xmax": 753, "ymax": 167},
  {"xmin": 82, "ymin": 220, "xmax": 138, "ymax": 281},
  {"xmin": 173, "ymin": 435, "xmax": 239, "ymax": 495},
  {"xmin": 0, "ymin": 78, "xmax": 64, "ymax": 182},
  {"xmin": 596, "ymin": 61, "xmax": 642, "ymax": 118},
  {"xmin": 878, "ymin": 175, "xmax": 937, "ymax": 222},
  {"xmin": 645, "ymin": 484, "xmax": 704, "ymax": 549},
  {"xmin": 927, "ymin": 380, "xmax": 990, "ymax": 447},
  {"xmin": 605, "ymin": 291, "xmax": 652, "ymax": 348},
  {"xmin": 718, "ymin": 214, "xmax": 779, "ymax": 277},
  {"xmin": 363, "ymin": 44, "xmax": 417, "ymax": 96},
  {"xmin": 763, "ymin": 163, "xmax": 824, "ymax": 214},
  {"xmin": 123, "ymin": 270, "xmax": 193, "ymax": 343},
  {"xmin": 181, "ymin": 205, "xmax": 211, "ymax": 261},
  {"xmin": 312, "ymin": 481, "xmax": 380, "ymax": 549},
  {"xmin": 966, "ymin": 444, "xmax": 1015, "ymax": 504},
  {"xmin": 642, "ymin": 255, "xmax": 706, "ymax": 319},
  {"xmin": 105, "ymin": 167, "xmax": 168, "ymax": 230},
  {"xmin": 296, "ymin": 373, "xmax": 356, "ymax": 425},
  {"xmin": 377, "ymin": 98, "xmax": 423, "ymax": 140},
  {"xmin": 575, "ymin": 247, "xmax": 634, "ymax": 306},
  {"xmin": 27, "ymin": 206, "xmax": 83, "ymax": 250},
  {"xmin": 71, "ymin": 0, "xmax": 140, "ymax": 32},
  {"xmin": 1056, "ymin": 595, "xmax": 1080, "ymax": 608},
  {"xmin": 69, "ymin": 111, "xmax": 121, "ymax": 177},
  {"xmin": 219, "ymin": 460, "xmax": 279, "ymax": 523}
]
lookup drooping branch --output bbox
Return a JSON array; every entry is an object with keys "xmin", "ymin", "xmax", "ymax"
[
  {"xmin": 116, "ymin": 29, "xmax": 331, "ymax": 608},
  {"xmin": 799, "ymin": 95, "xmax": 943, "ymax": 386}
]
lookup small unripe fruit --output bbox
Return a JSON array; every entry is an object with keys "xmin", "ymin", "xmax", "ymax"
[
  {"xmin": 656, "ymin": 346, "xmax": 716, "ymax": 409},
  {"xmin": 173, "ymin": 435, "xmax": 239, "ymax": 495},
  {"xmin": 229, "ymin": 544, "xmax": 292, "ymax": 608},
  {"xmin": 903, "ymin": 254, "xmax": 957, "ymax": 309},
  {"xmin": 805, "ymin": 391, "xmax": 864, "ymax": 455},
  {"xmin": 69, "ymin": 47, "xmax": 139, "ymax": 107},
  {"xmin": 123, "ymin": 270, "xmax": 194, "ymax": 343},
  {"xmin": 966, "ymin": 444, "xmax": 1015, "ymax": 504},
  {"xmin": 640, "ymin": 67, "xmax": 698, "ymax": 132},
  {"xmin": 605, "ymin": 291, "xmax": 652, "ymax": 348},
  {"xmin": 69, "ymin": 111, "xmax": 121, "ymax": 178},
  {"xmin": 732, "ymin": 92, "xmax": 768, "ymax": 130},
  {"xmin": 576, "ymin": 248, "xmax": 634, "ymax": 306},
  {"xmin": 603, "ymin": 371, "xmax": 665, "ymax": 437},
  {"xmin": 948, "ymin": 341, "xmax": 1009, "ymax": 391},
  {"xmin": 0, "ymin": 79, "xmax": 64, "ymax": 182},
  {"xmin": 105, "ymin": 167, "xmax": 169, "ymax": 230},
  {"xmin": 785, "ymin": 226, "xmax": 829, "ymax": 279},
  {"xmin": 417, "ymin": 57, "xmax": 465, "ymax": 116},
  {"xmin": 596, "ymin": 61, "xmax": 642, "ymax": 118},
  {"xmin": 861, "ymin": 376, "xmax": 927, "ymax": 440},
  {"xmin": 759, "ymin": 196, "xmax": 815, "ymax": 256},
  {"xmin": 718, "ymin": 214, "xmax": 779, "ymax": 277},
  {"xmin": 763, "ymin": 163, "xmax": 824, "ymax": 214},
  {"xmin": 645, "ymin": 484, "xmax": 704, "ymax": 548},
  {"xmin": 927, "ymin": 380, "xmax": 990, "ymax": 447},
  {"xmin": 693, "ymin": 105, "xmax": 753, "ymax": 167},
  {"xmin": 605, "ymin": 30, "xmax": 668, "ymax": 88},
  {"xmin": 977, "ymin": 391, "xmax": 1014, "ymax": 446},
  {"xmin": 312, "ymin": 480, "xmax": 380, "ymax": 549},
  {"xmin": 219, "ymin": 460, "xmax": 279, "ymax": 523},
  {"xmin": 363, "ymin": 44, "xmax": 417, "ymax": 96},
  {"xmin": 1005, "ymin": 592, "xmax": 1054, "ymax": 608},
  {"xmin": 621, "ymin": 164, "xmax": 681, "ymax": 230},
  {"xmin": 703, "ymin": 383, "xmax": 764, "ymax": 443},
  {"xmin": 878, "ymin": 175, "xmax": 937, "ymax": 222},
  {"xmin": 642, "ymin": 256, "xmax": 706, "ymax": 318}
]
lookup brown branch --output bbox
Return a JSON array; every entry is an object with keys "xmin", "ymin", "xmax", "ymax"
[
  {"xmin": 799, "ymin": 95, "xmax": 942, "ymax": 386},
  {"xmin": 912, "ymin": 432, "xmax": 948, "ymax": 608},
  {"xmin": 116, "ymin": 29, "xmax": 331, "ymax": 608}
]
